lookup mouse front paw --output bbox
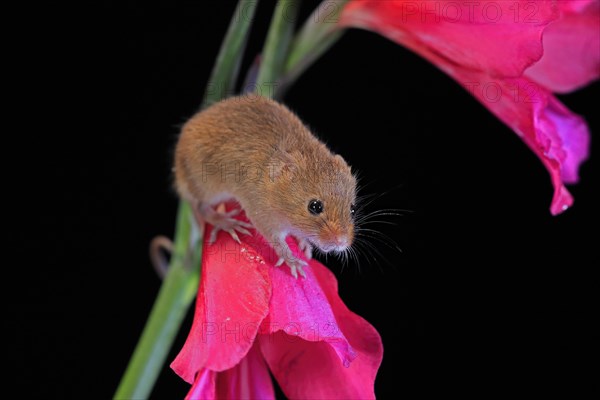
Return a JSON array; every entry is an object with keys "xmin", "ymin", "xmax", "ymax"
[
  {"xmin": 275, "ymin": 255, "xmax": 308, "ymax": 279},
  {"xmin": 206, "ymin": 209, "xmax": 253, "ymax": 244},
  {"xmin": 194, "ymin": 204, "xmax": 253, "ymax": 244}
]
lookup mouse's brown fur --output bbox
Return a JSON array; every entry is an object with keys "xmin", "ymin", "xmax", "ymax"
[{"xmin": 174, "ymin": 95, "xmax": 356, "ymax": 278}]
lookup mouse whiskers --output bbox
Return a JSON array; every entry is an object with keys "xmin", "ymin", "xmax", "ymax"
[{"xmin": 350, "ymin": 203, "xmax": 410, "ymax": 273}]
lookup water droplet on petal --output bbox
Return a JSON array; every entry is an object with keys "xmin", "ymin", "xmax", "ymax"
[{"xmin": 562, "ymin": 204, "xmax": 569, "ymax": 211}]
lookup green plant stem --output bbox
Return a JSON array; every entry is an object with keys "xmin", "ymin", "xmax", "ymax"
[
  {"xmin": 114, "ymin": 1, "xmax": 259, "ymax": 398},
  {"xmin": 276, "ymin": 0, "xmax": 348, "ymax": 98},
  {"xmin": 255, "ymin": 0, "xmax": 300, "ymax": 95},
  {"xmin": 114, "ymin": 203, "xmax": 200, "ymax": 400},
  {"xmin": 203, "ymin": 0, "xmax": 261, "ymax": 106}
]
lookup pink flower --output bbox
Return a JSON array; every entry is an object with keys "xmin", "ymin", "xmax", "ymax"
[
  {"xmin": 340, "ymin": 0, "xmax": 599, "ymax": 214},
  {"xmin": 171, "ymin": 204, "xmax": 383, "ymax": 399}
]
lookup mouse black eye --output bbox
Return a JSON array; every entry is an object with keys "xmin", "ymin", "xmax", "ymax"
[
  {"xmin": 350, "ymin": 204, "xmax": 356, "ymax": 216},
  {"xmin": 308, "ymin": 199, "xmax": 323, "ymax": 215}
]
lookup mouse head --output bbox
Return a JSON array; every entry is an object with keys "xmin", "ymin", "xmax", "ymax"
[{"xmin": 273, "ymin": 152, "xmax": 356, "ymax": 254}]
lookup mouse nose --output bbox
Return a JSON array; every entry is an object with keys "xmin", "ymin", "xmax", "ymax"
[{"xmin": 335, "ymin": 235, "xmax": 349, "ymax": 248}]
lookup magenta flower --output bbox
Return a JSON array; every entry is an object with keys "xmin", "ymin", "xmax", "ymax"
[
  {"xmin": 171, "ymin": 204, "xmax": 383, "ymax": 399},
  {"xmin": 340, "ymin": 0, "xmax": 599, "ymax": 214}
]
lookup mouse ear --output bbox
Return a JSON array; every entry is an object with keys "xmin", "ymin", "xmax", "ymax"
[
  {"xmin": 268, "ymin": 150, "xmax": 296, "ymax": 181},
  {"xmin": 334, "ymin": 154, "xmax": 352, "ymax": 172}
]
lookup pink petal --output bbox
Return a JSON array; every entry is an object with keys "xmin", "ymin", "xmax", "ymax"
[
  {"xmin": 170, "ymin": 207, "xmax": 272, "ymax": 383},
  {"xmin": 259, "ymin": 262, "xmax": 383, "ymax": 399},
  {"xmin": 555, "ymin": 0, "xmax": 597, "ymax": 14},
  {"xmin": 525, "ymin": 1, "xmax": 600, "ymax": 93},
  {"xmin": 186, "ymin": 351, "xmax": 276, "ymax": 400},
  {"xmin": 259, "ymin": 238, "xmax": 357, "ymax": 367},
  {"xmin": 340, "ymin": 0, "xmax": 591, "ymax": 214},
  {"xmin": 341, "ymin": 0, "xmax": 557, "ymax": 78},
  {"xmin": 461, "ymin": 74, "xmax": 590, "ymax": 214},
  {"xmin": 542, "ymin": 95, "xmax": 590, "ymax": 184},
  {"xmin": 186, "ymin": 369, "xmax": 216, "ymax": 400},
  {"xmin": 458, "ymin": 73, "xmax": 589, "ymax": 214},
  {"xmin": 214, "ymin": 342, "xmax": 275, "ymax": 400},
  {"xmin": 172, "ymin": 204, "xmax": 383, "ymax": 397},
  {"xmin": 310, "ymin": 256, "xmax": 383, "ymax": 372}
]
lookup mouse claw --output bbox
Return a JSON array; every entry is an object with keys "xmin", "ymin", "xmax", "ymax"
[
  {"xmin": 227, "ymin": 229, "xmax": 241, "ymax": 244},
  {"xmin": 298, "ymin": 265, "xmax": 306, "ymax": 278},
  {"xmin": 289, "ymin": 261, "xmax": 308, "ymax": 279},
  {"xmin": 207, "ymin": 215, "xmax": 253, "ymax": 244},
  {"xmin": 208, "ymin": 228, "xmax": 219, "ymax": 244},
  {"xmin": 236, "ymin": 220, "xmax": 253, "ymax": 229},
  {"xmin": 284, "ymin": 258, "xmax": 308, "ymax": 279},
  {"xmin": 290, "ymin": 263, "xmax": 307, "ymax": 279},
  {"xmin": 235, "ymin": 226, "xmax": 252, "ymax": 237}
]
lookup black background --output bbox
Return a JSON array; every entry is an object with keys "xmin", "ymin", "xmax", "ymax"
[{"xmin": 9, "ymin": 1, "xmax": 598, "ymax": 398}]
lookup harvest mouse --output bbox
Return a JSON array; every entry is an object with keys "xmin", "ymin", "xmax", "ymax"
[{"xmin": 174, "ymin": 95, "xmax": 356, "ymax": 278}]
